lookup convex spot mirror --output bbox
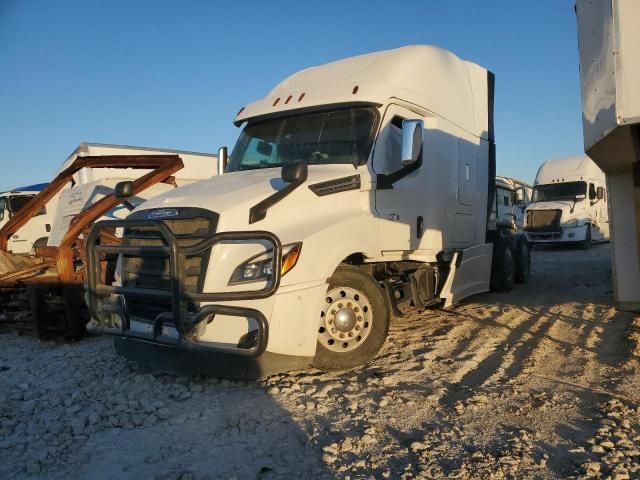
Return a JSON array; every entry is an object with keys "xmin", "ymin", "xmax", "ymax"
[
  {"xmin": 114, "ymin": 181, "xmax": 134, "ymax": 199},
  {"xmin": 401, "ymin": 119, "xmax": 424, "ymax": 166},
  {"xmin": 281, "ymin": 162, "xmax": 308, "ymax": 184}
]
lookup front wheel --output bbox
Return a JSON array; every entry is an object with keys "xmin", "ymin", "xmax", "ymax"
[
  {"xmin": 490, "ymin": 241, "xmax": 515, "ymax": 292},
  {"xmin": 313, "ymin": 265, "xmax": 390, "ymax": 371},
  {"xmin": 514, "ymin": 239, "xmax": 531, "ymax": 284}
]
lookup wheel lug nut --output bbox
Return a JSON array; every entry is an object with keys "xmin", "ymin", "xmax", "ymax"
[
  {"xmin": 331, "ymin": 328, "xmax": 337, "ymax": 333},
  {"xmin": 338, "ymin": 303, "xmax": 343, "ymax": 308},
  {"xmin": 357, "ymin": 316, "xmax": 363, "ymax": 321},
  {"xmin": 328, "ymin": 319, "xmax": 333, "ymax": 325},
  {"xmin": 348, "ymin": 332, "xmax": 354, "ymax": 337},
  {"xmin": 354, "ymin": 307, "xmax": 360, "ymax": 312},
  {"xmin": 355, "ymin": 325, "xmax": 361, "ymax": 331},
  {"xmin": 339, "ymin": 333, "xmax": 345, "ymax": 338}
]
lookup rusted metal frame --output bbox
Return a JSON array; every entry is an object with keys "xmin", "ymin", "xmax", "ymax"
[
  {"xmin": 0, "ymin": 155, "xmax": 182, "ymax": 251},
  {"xmin": 0, "ymin": 260, "xmax": 57, "ymax": 283},
  {"xmin": 56, "ymin": 156, "xmax": 184, "ymax": 282}
]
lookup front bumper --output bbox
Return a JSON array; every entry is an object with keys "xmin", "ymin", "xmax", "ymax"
[
  {"xmin": 86, "ymin": 219, "xmax": 283, "ymax": 359},
  {"xmin": 526, "ymin": 224, "xmax": 587, "ymax": 243}
]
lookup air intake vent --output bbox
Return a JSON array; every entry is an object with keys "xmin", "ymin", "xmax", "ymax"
[{"xmin": 308, "ymin": 175, "xmax": 361, "ymax": 196}]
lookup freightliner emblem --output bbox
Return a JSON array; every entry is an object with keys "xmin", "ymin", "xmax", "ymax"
[{"xmin": 147, "ymin": 208, "xmax": 180, "ymax": 219}]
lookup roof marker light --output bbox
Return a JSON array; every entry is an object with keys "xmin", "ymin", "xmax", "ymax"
[
  {"xmin": 352, "ymin": 85, "xmax": 359, "ymax": 94},
  {"xmin": 285, "ymin": 95, "xmax": 292, "ymax": 104},
  {"xmin": 237, "ymin": 106, "xmax": 245, "ymax": 116},
  {"xmin": 298, "ymin": 93, "xmax": 305, "ymax": 102},
  {"xmin": 273, "ymin": 98, "xmax": 280, "ymax": 106}
]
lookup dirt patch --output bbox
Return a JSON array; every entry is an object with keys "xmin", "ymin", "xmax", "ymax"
[{"xmin": 0, "ymin": 244, "xmax": 638, "ymax": 479}]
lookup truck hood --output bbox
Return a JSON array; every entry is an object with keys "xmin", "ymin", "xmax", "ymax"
[{"xmin": 131, "ymin": 164, "xmax": 364, "ymax": 231}]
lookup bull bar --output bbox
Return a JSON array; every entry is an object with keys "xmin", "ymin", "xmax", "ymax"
[{"xmin": 86, "ymin": 219, "xmax": 282, "ymax": 358}]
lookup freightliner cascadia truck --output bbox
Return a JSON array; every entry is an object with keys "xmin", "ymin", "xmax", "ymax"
[{"xmin": 86, "ymin": 45, "xmax": 530, "ymax": 378}]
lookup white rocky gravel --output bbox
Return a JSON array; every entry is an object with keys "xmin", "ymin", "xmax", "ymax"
[{"xmin": 0, "ymin": 244, "xmax": 638, "ymax": 479}]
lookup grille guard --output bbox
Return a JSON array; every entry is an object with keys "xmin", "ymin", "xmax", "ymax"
[{"xmin": 86, "ymin": 219, "xmax": 282, "ymax": 357}]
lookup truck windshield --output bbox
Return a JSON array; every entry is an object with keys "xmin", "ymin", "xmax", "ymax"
[
  {"xmin": 227, "ymin": 106, "xmax": 378, "ymax": 172},
  {"xmin": 532, "ymin": 181, "xmax": 587, "ymax": 202}
]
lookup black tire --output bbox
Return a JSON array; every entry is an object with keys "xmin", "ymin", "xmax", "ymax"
[
  {"xmin": 580, "ymin": 224, "xmax": 592, "ymax": 250},
  {"xmin": 514, "ymin": 238, "xmax": 531, "ymax": 284},
  {"xmin": 490, "ymin": 241, "xmax": 515, "ymax": 292},
  {"xmin": 313, "ymin": 265, "xmax": 390, "ymax": 371}
]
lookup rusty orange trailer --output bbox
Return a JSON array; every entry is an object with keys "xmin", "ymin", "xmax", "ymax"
[{"xmin": 0, "ymin": 154, "xmax": 185, "ymax": 336}]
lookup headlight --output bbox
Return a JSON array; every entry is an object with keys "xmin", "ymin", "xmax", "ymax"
[
  {"xmin": 563, "ymin": 219, "xmax": 579, "ymax": 228},
  {"xmin": 228, "ymin": 242, "xmax": 302, "ymax": 285}
]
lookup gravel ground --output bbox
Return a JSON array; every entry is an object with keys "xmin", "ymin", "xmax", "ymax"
[{"xmin": 0, "ymin": 244, "xmax": 639, "ymax": 479}]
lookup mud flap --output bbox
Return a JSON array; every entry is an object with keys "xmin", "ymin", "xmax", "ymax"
[{"xmin": 439, "ymin": 243, "xmax": 493, "ymax": 308}]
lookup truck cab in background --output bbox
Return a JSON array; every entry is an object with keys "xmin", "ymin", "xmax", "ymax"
[
  {"xmin": 0, "ymin": 184, "xmax": 52, "ymax": 254},
  {"xmin": 495, "ymin": 176, "xmax": 532, "ymax": 231},
  {"xmin": 87, "ymin": 45, "xmax": 530, "ymax": 378},
  {"xmin": 524, "ymin": 156, "xmax": 609, "ymax": 249}
]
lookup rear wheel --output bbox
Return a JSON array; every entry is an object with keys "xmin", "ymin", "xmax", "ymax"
[
  {"xmin": 313, "ymin": 266, "xmax": 389, "ymax": 371},
  {"xmin": 490, "ymin": 241, "xmax": 515, "ymax": 292},
  {"xmin": 580, "ymin": 224, "xmax": 592, "ymax": 250},
  {"xmin": 514, "ymin": 239, "xmax": 531, "ymax": 284}
]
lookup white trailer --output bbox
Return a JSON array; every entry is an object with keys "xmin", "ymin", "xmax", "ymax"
[
  {"xmin": 524, "ymin": 156, "xmax": 609, "ymax": 248},
  {"xmin": 86, "ymin": 45, "xmax": 530, "ymax": 378},
  {"xmin": 46, "ymin": 143, "xmax": 218, "ymax": 247},
  {"xmin": 576, "ymin": 0, "xmax": 640, "ymax": 311},
  {"xmin": 0, "ymin": 183, "xmax": 55, "ymax": 254}
]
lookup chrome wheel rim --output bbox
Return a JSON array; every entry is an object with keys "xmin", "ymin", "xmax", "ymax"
[{"xmin": 319, "ymin": 286, "xmax": 373, "ymax": 353}]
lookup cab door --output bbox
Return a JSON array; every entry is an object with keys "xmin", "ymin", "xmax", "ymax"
[{"xmin": 372, "ymin": 104, "xmax": 427, "ymax": 252}]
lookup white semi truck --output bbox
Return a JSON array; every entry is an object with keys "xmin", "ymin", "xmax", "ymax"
[
  {"xmin": 525, "ymin": 155, "xmax": 609, "ymax": 249},
  {"xmin": 576, "ymin": 0, "xmax": 640, "ymax": 311},
  {"xmin": 86, "ymin": 45, "xmax": 530, "ymax": 377},
  {"xmin": 0, "ymin": 184, "xmax": 54, "ymax": 254}
]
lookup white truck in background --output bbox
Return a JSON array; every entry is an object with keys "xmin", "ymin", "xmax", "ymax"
[
  {"xmin": 0, "ymin": 184, "xmax": 55, "ymax": 254},
  {"xmin": 86, "ymin": 45, "xmax": 531, "ymax": 378},
  {"xmin": 576, "ymin": 0, "xmax": 640, "ymax": 311},
  {"xmin": 495, "ymin": 176, "xmax": 532, "ymax": 231},
  {"xmin": 524, "ymin": 156, "xmax": 609, "ymax": 249}
]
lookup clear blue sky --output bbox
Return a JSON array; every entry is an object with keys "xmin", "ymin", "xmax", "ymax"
[{"xmin": 0, "ymin": 0, "xmax": 582, "ymax": 191}]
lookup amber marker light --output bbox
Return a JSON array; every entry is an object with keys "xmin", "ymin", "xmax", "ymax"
[{"xmin": 281, "ymin": 243, "xmax": 302, "ymax": 276}]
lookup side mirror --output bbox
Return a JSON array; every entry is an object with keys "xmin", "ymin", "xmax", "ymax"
[
  {"xmin": 513, "ymin": 189, "xmax": 525, "ymax": 205},
  {"xmin": 114, "ymin": 181, "xmax": 134, "ymax": 199},
  {"xmin": 282, "ymin": 162, "xmax": 308, "ymax": 184},
  {"xmin": 218, "ymin": 146, "xmax": 228, "ymax": 175},
  {"xmin": 597, "ymin": 186, "xmax": 604, "ymax": 200},
  {"xmin": 401, "ymin": 119, "xmax": 424, "ymax": 166}
]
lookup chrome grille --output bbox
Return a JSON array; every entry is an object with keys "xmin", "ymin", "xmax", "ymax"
[
  {"xmin": 121, "ymin": 209, "xmax": 218, "ymax": 321},
  {"xmin": 526, "ymin": 209, "xmax": 561, "ymax": 232}
]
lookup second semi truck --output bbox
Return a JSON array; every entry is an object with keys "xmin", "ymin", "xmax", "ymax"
[{"xmin": 87, "ymin": 45, "xmax": 530, "ymax": 377}]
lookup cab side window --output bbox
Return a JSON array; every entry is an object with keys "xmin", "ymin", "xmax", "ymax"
[{"xmin": 0, "ymin": 197, "xmax": 6, "ymax": 222}]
